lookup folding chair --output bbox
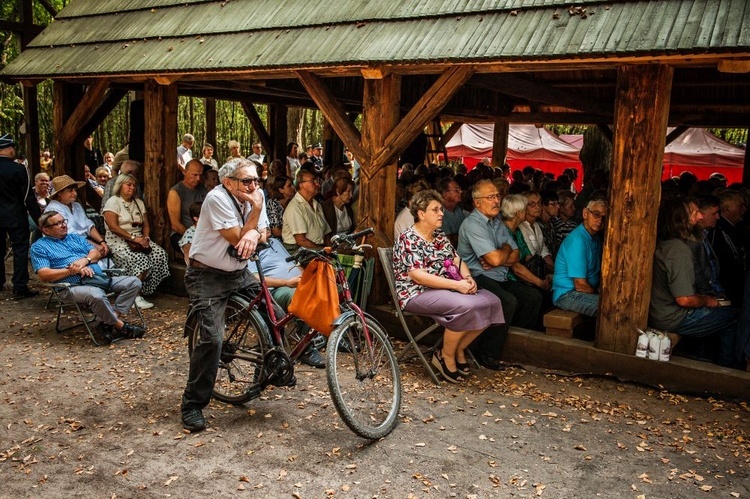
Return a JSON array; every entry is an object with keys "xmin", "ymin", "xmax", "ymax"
[
  {"xmin": 44, "ymin": 269, "xmax": 146, "ymax": 346},
  {"xmin": 378, "ymin": 247, "xmax": 442, "ymax": 385}
]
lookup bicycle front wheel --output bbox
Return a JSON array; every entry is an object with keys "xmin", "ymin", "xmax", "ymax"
[
  {"xmin": 326, "ymin": 314, "xmax": 401, "ymax": 439},
  {"xmin": 186, "ymin": 293, "xmax": 272, "ymax": 405}
]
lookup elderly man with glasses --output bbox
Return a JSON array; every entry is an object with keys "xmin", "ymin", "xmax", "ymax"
[
  {"xmin": 551, "ymin": 197, "xmax": 608, "ymax": 317},
  {"xmin": 180, "ymin": 159, "xmax": 267, "ymax": 433},
  {"xmin": 457, "ymin": 180, "xmax": 543, "ymax": 370},
  {"xmin": 30, "ymin": 210, "xmax": 145, "ymax": 343},
  {"xmin": 282, "ymin": 170, "xmax": 330, "ymax": 251}
]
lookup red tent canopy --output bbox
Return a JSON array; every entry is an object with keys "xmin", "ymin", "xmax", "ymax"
[
  {"xmin": 446, "ymin": 124, "xmax": 583, "ymax": 189},
  {"xmin": 663, "ymin": 128, "xmax": 745, "ymax": 184}
]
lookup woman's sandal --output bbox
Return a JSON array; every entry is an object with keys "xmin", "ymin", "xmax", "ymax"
[
  {"xmin": 431, "ymin": 350, "xmax": 464, "ymax": 384},
  {"xmin": 456, "ymin": 361, "xmax": 470, "ymax": 376}
]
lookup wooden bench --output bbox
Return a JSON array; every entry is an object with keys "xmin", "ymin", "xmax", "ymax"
[{"xmin": 543, "ymin": 309, "xmax": 584, "ymax": 338}]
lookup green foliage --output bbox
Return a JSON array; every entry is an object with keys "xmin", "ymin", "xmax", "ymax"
[{"xmin": 708, "ymin": 128, "xmax": 747, "ymax": 147}]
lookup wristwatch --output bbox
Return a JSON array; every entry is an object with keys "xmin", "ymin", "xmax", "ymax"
[
  {"xmin": 131, "ymin": 234, "xmax": 136, "ymax": 240},
  {"xmin": 85, "ymin": 257, "xmax": 92, "ymax": 264}
]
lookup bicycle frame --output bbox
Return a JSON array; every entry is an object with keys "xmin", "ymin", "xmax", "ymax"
[{"xmin": 245, "ymin": 246, "xmax": 373, "ymax": 362}]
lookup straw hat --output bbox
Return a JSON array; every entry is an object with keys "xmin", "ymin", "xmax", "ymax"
[{"xmin": 50, "ymin": 175, "xmax": 86, "ymax": 198}]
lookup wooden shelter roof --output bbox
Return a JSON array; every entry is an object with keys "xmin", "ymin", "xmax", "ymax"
[{"xmin": 2, "ymin": 0, "xmax": 749, "ymax": 81}]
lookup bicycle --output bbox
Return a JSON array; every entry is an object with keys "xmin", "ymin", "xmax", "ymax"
[{"xmin": 184, "ymin": 228, "xmax": 402, "ymax": 439}]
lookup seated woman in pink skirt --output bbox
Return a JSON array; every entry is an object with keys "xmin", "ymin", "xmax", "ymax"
[{"xmin": 393, "ymin": 189, "xmax": 505, "ymax": 383}]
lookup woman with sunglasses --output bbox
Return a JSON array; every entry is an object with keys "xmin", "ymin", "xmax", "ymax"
[{"xmin": 102, "ymin": 174, "xmax": 169, "ymax": 309}]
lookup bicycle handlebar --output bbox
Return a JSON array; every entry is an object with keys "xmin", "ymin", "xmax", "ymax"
[
  {"xmin": 330, "ymin": 227, "xmax": 374, "ymax": 246},
  {"xmin": 283, "ymin": 227, "xmax": 375, "ymax": 264}
]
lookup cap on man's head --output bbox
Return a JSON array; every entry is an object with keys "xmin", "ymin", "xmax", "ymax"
[
  {"xmin": 182, "ymin": 133, "xmax": 195, "ymax": 144},
  {"xmin": 312, "ymin": 142, "xmax": 323, "ymax": 150},
  {"xmin": 0, "ymin": 133, "xmax": 16, "ymax": 149}
]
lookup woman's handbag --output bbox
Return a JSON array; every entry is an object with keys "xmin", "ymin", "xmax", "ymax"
[
  {"xmin": 288, "ymin": 259, "xmax": 340, "ymax": 336},
  {"xmin": 525, "ymin": 254, "xmax": 547, "ymax": 281},
  {"xmin": 125, "ymin": 237, "xmax": 152, "ymax": 254}
]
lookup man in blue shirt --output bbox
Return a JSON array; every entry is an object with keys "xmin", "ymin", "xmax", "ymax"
[
  {"xmin": 552, "ymin": 198, "xmax": 607, "ymax": 317},
  {"xmin": 31, "ymin": 210, "xmax": 144, "ymax": 343},
  {"xmin": 458, "ymin": 180, "xmax": 543, "ymax": 370}
]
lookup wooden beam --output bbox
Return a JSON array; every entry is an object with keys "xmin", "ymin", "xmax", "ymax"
[
  {"xmin": 443, "ymin": 121, "xmax": 463, "ymax": 143},
  {"xmin": 295, "ymin": 70, "xmax": 369, "ymax": 164},
  {"xmin": 597, "ymin": 64, "xmax": 673, "ymax": 354},
  {"xmin": 53, "ymin": 82, "xmax": 85, "ymax": 180},
  {"xmin": 58, "ymin": 79, "xmax": 110, "ymax": 148},
  {"xmin": 471, "ymin": 74, "xmax": 613, "ymax": 118},
  {"xmin": 361, "ymin": 67, "xmax": 391, "ymax": 79},
  {"xmin": 268, "ymin": 104, "xmax": 287, "ymax": 163},
  {"xmin": 21, "ymin": 84, "xmax": 41, "ymax": 175},
  {"xmin": 143, "ymin": 80, "xmax": 178, "ymax": 249},
  {"xmin": 37, "ymin": 0, "xmax": 58, "ymax": 17},
  {"xmin": 360, "ymin": 74, "xmax": 402, "ymax": 304},
  {"xmin": 500, "ymin": 328, "xmax": 750, "ymax": 400},
  {"xmin": 492, "ymin": 120, "xmax": 509, "ymax": 167},
  {"xmin": 596, "ymin": 123, "xmax": 613, "ymax": 143},
  {"xmin": 370, "ymin": 66, "xmax": 475, "ymax": 173},
  {"xmin": 153, "ymin": 75, "xmax": 181, "ymax": 86},
  {"xmin": 82, "ymin": 88, "xmax": 127, "ymax": 140},
  {"xmin": 744, "ymin": 130, "xmax": 750, "ymax": 187},
  {"xmin": 205, "ymin": 98, "xmax": 217, "ymax": 149},
  {"xmin": 665, "ymin": 125, "xmax": 689, "ymax": 146},
  {"xmin": 240, "ymin": 101, "xmax": 273, "ymax": 160}
]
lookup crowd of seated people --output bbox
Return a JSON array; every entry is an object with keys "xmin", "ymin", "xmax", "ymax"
[{"xmin": 15, "ymin": 129, "xmax": 748, "ymax": 372}]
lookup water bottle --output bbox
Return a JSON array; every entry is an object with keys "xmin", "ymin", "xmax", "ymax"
[
  {"xmin": 647, "ymin": 332, "xmax": 661, "ymax": 360},
  {"xmin": 659, "ymin": 333, "xmax": 671, "ymax": 362},
  {"xmin": 635, "ymin": 329, "xmax": 649, "ymax": 358}
]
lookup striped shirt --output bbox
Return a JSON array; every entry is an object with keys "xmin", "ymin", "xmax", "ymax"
[{"xmin": 30, "ymin": 233, "xmax": 100, "ymax": 285}]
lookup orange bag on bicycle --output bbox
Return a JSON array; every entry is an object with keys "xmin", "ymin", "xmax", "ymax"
[{"xmin": 288, "ymin": 259, "xmax": 340, "ymax": 336}]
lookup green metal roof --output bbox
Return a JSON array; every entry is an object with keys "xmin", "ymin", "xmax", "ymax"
[{"xmin": 2, "ymin": 0, "xmax": 749, "ymax": 79}]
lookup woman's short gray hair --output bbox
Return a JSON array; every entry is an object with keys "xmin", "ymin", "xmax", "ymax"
[
  {"xmin": 219, "ymin": 158, "xmax": 256, "ymax": 182},
  {"xmin": 410, "ymin": 189, "xmax": 442, "ymax": 219},
  {"xmin": 113, "ymin": 174, "xmax": 138, "ymax": 197},
  {"xmin": 501, "ymin": 194, "xmax": 528, "ymax": 221}
]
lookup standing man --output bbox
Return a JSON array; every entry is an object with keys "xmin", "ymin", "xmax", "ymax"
[
  {"xmin": 0, "ymin": 134, "xmax": 41, "ymax": 298},
  {"xmin": 181, "ymin": 159, "xmax": 268, "ymax": 432},
  {"xmin": 282, "ymin": 170, "xmax": 330, "ymax": 250},
  {"xmin": 84, "ymin": 135, "xmax": 103, "ymax": 171},
  {"xmin": 167, "ymin": 159, "xmax": 207, "ymax": 252},
  {"xmin": 310, "ymin": 142, "xmax": 324, "ymax": 172},
  {"xmin": 551, "ymin": 198, "xmax": 607, "ymax": 317},
  {"xmin": 248, "ymin": 142, "xmax": 266, "ymax": 168},
  {"xmin": 177, "ymin": 133, "xmax": 194, "ymax": 172}
]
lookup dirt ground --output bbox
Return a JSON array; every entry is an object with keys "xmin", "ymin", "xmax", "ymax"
[{"xmin": 1, "ymin": 286, "xmax": 749, "ymax": 499}]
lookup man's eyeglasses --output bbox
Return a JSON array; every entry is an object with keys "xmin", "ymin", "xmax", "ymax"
[
  {"xmin": 299, "ymin": 178, "xmax": 321, "ymax": 185},
  {"xmin": 588, "ymin": 210, "xmax": 607, "ymax": 220},
  {"xmin": 233, "ymin": 176, "xmax": 259, "ymax": 185},
  {"xmin": 45, "ymin": 219, "xmax": 68, "ymax": 228},
  {"xmin": 476, "ymin": 193, "xmax": 500, "ymax": 201},
  {"xmin": 527, "ymin": 201, "xmax": 540, "ymax": 207}
]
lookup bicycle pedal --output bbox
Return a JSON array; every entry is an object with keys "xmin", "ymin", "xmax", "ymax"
[{"xmin": 284, "ymin": 375, "xmax": 297, "ymax": 388}]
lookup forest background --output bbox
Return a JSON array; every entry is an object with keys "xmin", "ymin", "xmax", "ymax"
[{"xmin": 1, "ymin": 0, "xmax": 746, "ymax": 163}]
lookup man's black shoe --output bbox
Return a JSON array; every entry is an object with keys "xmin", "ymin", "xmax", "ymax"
[
  {"xmin": 299, "ymin": 346, "xmax": 325, "ymax": 368},
  {"xmin": 13, "ymin": 287, "xmax": 39, "ymax": 299},
  {"xmin": 121, "ymin": 322, "xmax": 146, "ymax": 339},
  {"xmin": 475, "ymin": 354, "xmax": 506, "ymax": 371},
  {"xmin": 181, "ymin": 409, "xmax": 207, "ymax": 432},
  {"xmin": 97, "ymin": 323, "xmax": 115, "ymax": 344}
]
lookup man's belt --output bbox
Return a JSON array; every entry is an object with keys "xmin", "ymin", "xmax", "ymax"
[{"xmin": 189, "ymin": 258, "xmax": 209, "ymax": 269}]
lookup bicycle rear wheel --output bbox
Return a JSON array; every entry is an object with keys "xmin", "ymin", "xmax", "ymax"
[
  {"xmin": 326, "ymin": 314, "xmax": 401, "ymax": 439},
  {"xmin": 186, "ymin": 293, "xmax": 272, "ymax": 405}
]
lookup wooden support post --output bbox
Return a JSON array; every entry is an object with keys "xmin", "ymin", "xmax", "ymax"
[
  {"xmin": 21, "ymin": 83, "xmax": 40, "ymax": 175},
  {"xmin": 360, "ymin": 74, "xmax": 401, "ymax": 304},
  {"xmin": 205, "ymin": 98, "xmax": 217, "ymax": 150},
  {"xmin": 492, "ymin": 120, "xmax": 509, "ymax": 167},
  {"xmin": 143, "ymin": 80, "xmax": 178, "ymax": 249},
  {"xmin": 743, "ymin": 127, "xmax": 750, "ymax": 187},
  {"xmin": 596, "ymin": 65, "xmax": 673, "ymax": 354},
  {"xmin": 268, "ymin": 104, "xmax": 287, "ymax": 163},
  {"xmin": 52, "ymin": 81, "xmax": 85, "ymax": 180},
  {"xmin": 240, "ymin": 101, "xmax": 272, "ymax": 160}
]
